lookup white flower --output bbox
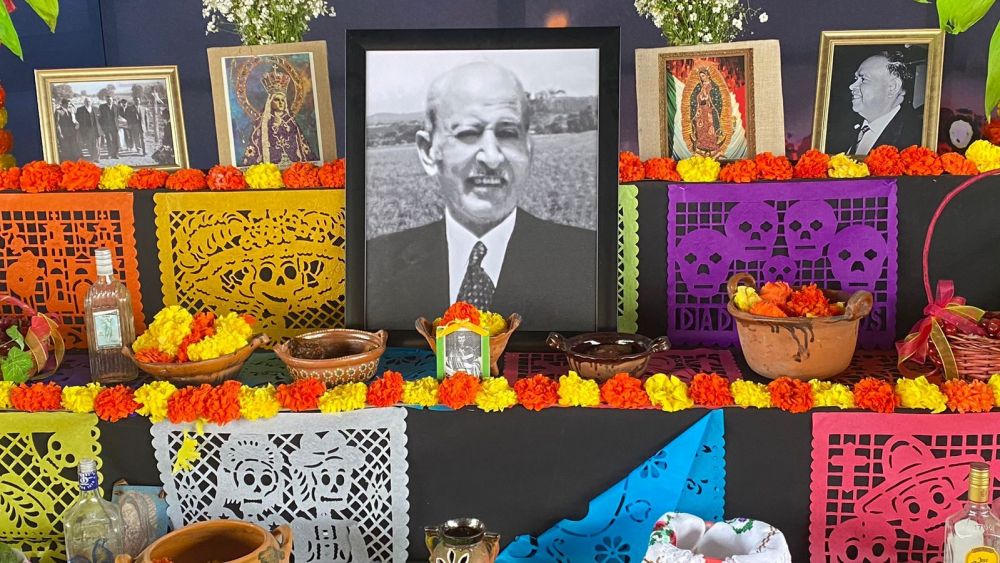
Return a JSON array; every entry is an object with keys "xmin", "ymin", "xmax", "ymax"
[
  {"xmin": 732, "ymin": 18, "xmax": 743, "ymax": 30},
  {"xmin": 759, "ymin": 12, "xmax": 769, "ymax": 23},
  {"xmin": 690, "ymin": 12, "xmax": 698, "ymax": 21}
]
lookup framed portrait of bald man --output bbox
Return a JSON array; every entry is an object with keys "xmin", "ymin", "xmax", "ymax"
[
  {"xmin": 345, "ymin": 28, "xmax": 620, "ymax": 347},
  {"xmin": 812, "ymin": 29, "xmax": 945, "ymax": 157}
]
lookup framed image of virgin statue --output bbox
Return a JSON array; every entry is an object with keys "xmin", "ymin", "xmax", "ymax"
[
  {"xmin": 208, "ymin": 40, "xmax": 337, "ymax": 167},
  {"xmin": 635, "ymin": 40, "xmax": 785, "ymax": 161}
]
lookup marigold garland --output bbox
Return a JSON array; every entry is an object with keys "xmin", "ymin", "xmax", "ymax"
[
  {"xmin": 0, "ymin": 166, "xmax": 19, "ymax": 190},
  {"xmin": 644, "ymin": 373, "xmax": 694, "ymax": 412},
  {"xmin": 900, "ymin": 145, "xmax": 944, "ymax": 176},
  {"xmin": 127, "ymin": 168, "xmax": 168, "ymax": 190},
  {"xmin": 60, "ymin": 160, "xmax": 102, "ymax": 191},
  {"xmin": 437, "ymin": 372, "xmax": 481, "ymax": 410},
  {"xmin": 895, "ymin": 375, "xmax": 947, "ymax": 413},
  {"xmin": 276, "ymin": 377, "xmax": 326, "ymax": 412},
  {"xmin": 600, "ymin": 373, "xmax": 651, "ymax": 409},
  {"xmin": 827, "ymin": 153, "xmax": 869, "ymax": 179},
  {"xmin": 514, "ymin": 374, "xmax": 559, "ymax": 411},
  {"xmin": 98, "ymin": 164, "xmax": 134, "ymax": 190},
  {"xmin": 731, "ymin": 380, "xmax": 772, "ymax": 408},
  {"xmin": 643, "ymin": 157, "xmax": 681, "ymax": 181},
  {"xmin": 676, "ymin": 155, "xmax": 721, "ymax": 182},
  {"xmin": 238, "ymin": 384, "xmax": 281, "ymax": 420},
  {"xmin": 853, "ymin": 377, "xmax": 899, "ymax": 413},
  {"xmin": 768, "ymin": 377, "xmax": 814, "ymax": 413},
  {"xmin": 133, "ymin": 381, "xmax": 177, "ymax": 423},
  {"xmin": 9, "ymin": 382, "xmax": 63, "ymax": 412},
  {"xmin": 558, "ymin": 371, "xmax": 601, "ymax": 407},
  {"xmin": 61, "ymin": 382, "xmax": 102, "ymax": 413},
  {"xmin": 166, "ymin": 384, "xmax": 211, "ymax": 423},
  {"xmin": 0, "ymin": 380, "xmax": 14, "ymax": 409},
  {"xmin": 966, "ymin": 140, "xmax": 1000, "ymax": 172},
  {"xmin": 865, "ymin": 145, "xmax": 904, "ymax": 176},
  {"xmin": 165, "ymin": 168, "xmax": 208, "ymax": 191},
  {"xmin": 367, "ymin": 371, "xmax": 405, "ymax": 407},
  {"xmin": 688, "ymin": 373, "xmax": 733, "ymax": 407},
  {"xmin": 318, "ymin": 382, "xmax": 368, "ymax": 413},
  {"xmin": 93, "ymin": 385, "xmax": 139, "ymax": 422},
  {"xmin": 618, "ymin": 150, "xmax": 645, "ymax": 183},
  {"xmin": 19, "ymin": 161, "xmax": 62, "ymax": 193},
  {"xmin": 942, "ymin": 379, "xmax": 995, "ymax": 413},
  {"xmin": 792, "ymin": 150, "xmax": 830, "ymax": 179},
  {"xmin": 282, "ymin": 161, "xmax": 320, "ymax": 188},
  {"xmin": 201, "ymin": 380, "xmax": 242, "ymax": 425},
  {"xmin": 718, "ymin": 159, "xmax": 759, "ymax": 183},
  {"xmin": 476, "ymin": 377, "xmax": 517, "ymax": 412},
  {"xmin": 810, "ymin": 380, "xmax": 855, "ymax": 409},
  {"xmin": 245, "ymin": 162, "xmax": 284, "ymax": 190},
  {"xmin": 754, "ymin": 152, "xmax": 793, "ymax": 180},
  {"xmin": 403, "ymin": 376, "xmax": 440, "ymax": 408},
  {"xmin": 206, "ymin": 165, "xmax": 246, "ymax": 191},
  {"xmin": 318, "ymin": 158, "xmax": 346, "ymax": 188},
  {"xmin": 940, "ymin": 152, "xmax": 979, "ymax": 176}
]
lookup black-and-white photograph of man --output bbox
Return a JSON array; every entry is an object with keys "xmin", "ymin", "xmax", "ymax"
[
  {"xmin": 364, "ymin": 49, "xmax": 600, "ymax": 331},
  {"xmin": 824, "ymin": 45, "xmax": 929, "ymax": 156}
]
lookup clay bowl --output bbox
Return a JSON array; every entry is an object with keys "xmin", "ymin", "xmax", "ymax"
[
  {"xmin": 115, "ymin": 520, "xmax": 292, "ymax": 563},
  {"xmin": 415, "ymin": 314, "xmax": 522, "ymax": 377},
  {"xmin": 727, "ymin": 273, "xmax": 873, "ymax": 380},
  {"xmin": 121, "ymin": 334, "xmax": 269, "ymax": 386},
  {"xmin": 546, "ymin": 331, "xmax": 672, "ymax": 381},
  {"xmin": 273, "ymin": 328, "xmax": 388, "ymax": 386}
]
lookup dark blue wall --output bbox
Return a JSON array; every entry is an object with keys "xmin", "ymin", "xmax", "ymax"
[{"xmin": 0, "ymin": 0, "xmax": 994, "ymax": 166}]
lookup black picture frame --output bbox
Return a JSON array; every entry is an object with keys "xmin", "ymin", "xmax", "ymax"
[{"xmin": 346, "ymin": 27, "xmax": 620, "ymax": 349}]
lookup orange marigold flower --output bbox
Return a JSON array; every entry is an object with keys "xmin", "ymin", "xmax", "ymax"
[
  {"xmin": 942, "ymin": 380, "xmax": 995, "ymax": 413},
  {"xmin": 128, "ymin": 168, "xmax": 169, "ymax": 190},
  {"xmin": 135, "ymin": 348, "xmax": 175, "ymax": 363},
  {"xmin": 202, "ymin": 380, "xmax": 243, "ymax": 424},
  {"xmin": 865, "ymin": 145, "xmax": 904, "ymax": 176},
  {"xmin": 0, "ymin": 83, "xmax": 5, "ymax": 106},
  {"xmin": 206, "ymin": 165, "xmax": 246, "ymax": 191},
  {"xmin": 93, "ymin": 385, "xmax": 139, "ymax": 422},
  {"xmin": 276, "ymin": 377, "xmax": 325, "ymax": 411},
  {"xmin": 600, "ymin": 373, "xmax": 651, "ymax": 409},
  {"xmin": 940, "ymin": 152, "xmax": 979, "ymax": 176},
  {"xmin": 899, "ymin": 145, "xmax": 943, "ymax": 176},
  {"xmin": 19, "ymin": 161, "xmax": 62, "ymax": 193},
  {"xmin": 643, "ymin": 157, "xmax": 681, "ymax": 181},
  {"xmin": 438, "ymin": 372, "xmax": 481, "ymax": 410},
  {"xmin": 176, "ymin": 312, "xmax": 216, "ymax": 363},
  {"xmin": 719, "ymin": 159, "xmax": 759, "ymax": 183},
  {"xmin": 749, "ymin": 300, "xmax": 788, "ymax": 318},
  {"xmin": 441, "ymin": 301, "xmax": 481, "ymax": 326},
  {"xmin": 0, "ymin": 166, "xmax": 19, "ymax": 190},
  {"xmin": 618, "ymin": 151, "xmax": 645, "ymax": 183},
  {"xmin": 167, "ymin": 384, "xmax": 211, "ymax": 423},
  {"xmin": 759, "ymin": 281, "xmax": 793, "ymax": 304},
  {"xmin": 9, "ymin": 382, "xmax": 63, "ymax": 411},
  {"xmin": 59, "ymin": 160, "xmax": 102, "ymax": 191},
  {"xmin": 688, "ymin": 373, "xmax": 733, "ymax": 407},
  {"xmin": 792, "ymin": 150, "xmax": 830, "ymax": 179},
  {"xmin": 282, "ymin": 161, "xmax": 321, "ymax": 188},
  {"xmin": 853, "ymin": 377, "xmax": 899, "ymax": 413},
  {"xmin": 318, "ymin": 159, "xmax": 346, "ymax": 188},
  {"xmin": 983, "ymin": 119, "xmax": 1000, "ymax": 145},
  {"xmin": 367, "ymin": 370, "xmax": 405, "ymax": 407},
  {"xmin": 165, "ymin": 168, "xmax": 207, "ymax": 191},
  {"xmin": 768, "ymin": 377, "xmax": 814, "ymax": 413},
  {"xmin": 0, "ymin": 129, "xmax": 12, "ymax": 154},
  {"xmin": 514, "ymin": 374, "xmax": 559, "ymax": 411},
  {"xmin": 786, "ymin": 284, "xmax": 834, "ymax": 317},
  {"xmin": 754, "ymin": 152, "xmax": 793, "ymax": 180}
]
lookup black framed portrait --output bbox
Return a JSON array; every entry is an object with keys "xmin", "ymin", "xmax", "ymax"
[{"xmin": 346, "ymin": 27, "xmax": 620, "ymax": 348}]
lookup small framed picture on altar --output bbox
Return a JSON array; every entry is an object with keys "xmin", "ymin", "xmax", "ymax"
[
  {"xmin": 345, "ymin": 28, "xmax": 620, "ymax": 348},
  {"xmin": 635, "ymin": 40, "xmax": 785, "ymax": 161},
  {"xmin": 34, "ymin": 66, "xmax": 189, "ymax": 170},
  {"xmin": 812, "ymin": 29, "xmax": 945, "ymax": 157},
  {"xmin": 207, "ymin": 40, "xmax": 337, "ymax": 167},
  {"xmin": 437, "ymin": 321, "xmax": 489, "ymax": 378}
]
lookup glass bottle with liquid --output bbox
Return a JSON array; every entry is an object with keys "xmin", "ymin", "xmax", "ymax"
[
  {"xmin": 944, "ymin": 462, "xmax": 1000, "ymax": 562},
  {"xmin": 63, "ymin": 458, "xmax": 124, "ymax": 562},
  {"xmin": 83, "ymin": 248, "xmax": 137, "ymax": 384}
]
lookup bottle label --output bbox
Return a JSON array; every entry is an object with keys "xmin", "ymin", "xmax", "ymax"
[
  {"xmin": 79, "ymin": 470, "xmax": 98, "ymax": 492},
  {"xmin": 92, "ymin": 310, "xmax": 122, "ymax": 350},
  {"xmin": 968, "ymin": 547, "xmax": 1000, "ymax": 563}
]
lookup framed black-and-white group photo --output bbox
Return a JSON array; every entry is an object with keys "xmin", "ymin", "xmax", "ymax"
[
  {"xmin": 812, "ymin": 29, "xmax": 945, "ymax": 157},
  {"xmin": 346, "ymin": 28, "xmax": 620, "ymax": 347}
]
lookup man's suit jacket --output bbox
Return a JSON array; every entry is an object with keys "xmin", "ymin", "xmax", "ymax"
[
  {"xmin": 98, "ymin": 102, "xmax": 119, "ymax": 131},
  {"xmin": 366, "ymin": 209, "xmax": 597, "ymax": 331},
  {"xmin": 75, "ymin": 106, "xmax": 99, "ymax": 141},
  {"xmin": 846, "ymin": 105, "xmax": 923, "ymax": 153}
]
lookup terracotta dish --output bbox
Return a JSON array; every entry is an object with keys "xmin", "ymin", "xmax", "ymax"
[
  {"xmin": 121, "ymin": 334, "xmax": 269, "ymax": 386},
  {"xmin": 727, "ymin": 273, "xmax": 873, "ymax": 380},
  {"xmin": 114, "ymin": 520, "xmax": 291, "ymax": 563},
  {"xmin": 273, "ymin": 328, "xmax": 388, "ymax": 386},
  {"xmin": 416, "ymin": 314, "xmax": 521, "ymax": 377},
  {"xmin": 547, "ymin": 331, "xmax": 672, "ymax": 381}
]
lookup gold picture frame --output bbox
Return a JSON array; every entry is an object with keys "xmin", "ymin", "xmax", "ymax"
[
  {"xmin": 635, "ymin": 40, "xmax": 784, "ymax": 161},
  {"xmin": 207, "ymin": 40, "xmax": 337, "ymax": 167},
  {"xmin": 34, "ymin": 65, "xmax": 188, "ymax": 170},
  {"xmin": 812, "ymin": 29, "xmax": 945, "ymax": 156}
]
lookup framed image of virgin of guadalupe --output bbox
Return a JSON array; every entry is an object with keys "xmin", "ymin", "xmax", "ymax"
[
  {"xmin": 207, "ymin": 40, "xmax": 337, "ymax": 167},
  {"xmin": 635, "ymin": 40, "xmax": 785, "ymax": 161}
]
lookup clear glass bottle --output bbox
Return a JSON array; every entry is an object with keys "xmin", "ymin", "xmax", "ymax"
[
  {"xmin": 83, "ymin": 248, "xmax": 137, "ymax": 384},
  {"xmin": 63, "ymin": 458, "xmax": 124, "ymax": 561},
  {"xmin": 944, "ymin": 462, "xmax": 1000, "ymax": 562}
]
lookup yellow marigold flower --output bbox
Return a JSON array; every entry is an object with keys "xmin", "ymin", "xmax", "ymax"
[
  {"xmin": 476, "ymin": 377, "xmax": 517, "ymax": 412},
  {"xmin": 676, "ymin": 155, "xmax": 721, "ymax": 182},
  {"xmin": 731, "ymin": 380, "xmax": 772, "ymax": 408},
  {"xmin": 133, "ymin": 381, "xmax": 178, "ymax": 423},
  {"xmin": 809, "ymin": 380, "xmax": 855, "ymax": 409},
  {"xmin": 0, "ymin": 380, "xmax": 16, "ymax": 409},
  {"xmin": 0, "ymin": 153, "xmax": 15, "ymax": 169},
  {"xmin": 318, "ymin": 383, "xmax": 368, "ymax": 413},
  {"xmin": 133, "ymin": 305, "xmax": 194, "ymax": 357},
  {"xmin": 733, "ymin": 286, "xmax": 761, "ymax": 312},
  {"xmin": 644, "ymin": 373, "xmax": 694, "ymax": 412},
  {"xmin": 99, "ymin": 164, "xmax": 135, "ymax": 190},
  {"xmin": 828, "ymin": 153, "xmax": 870, "ymax": 179},
  {"xmin": 403, "ymin": 376, "xmax": 439, "ymax": 408},
  {"xmin": 557, "ymin": 371, "xmax": 600, "ymax": 407},
  {"xmin": 173, "ymin": 432, "xmax": 201, "ymax": 473},
  {"xmin": 966, "ymin": 139, "xmax": 1000, "ymax": 172},
  {"xmin": 479, "ymin": 311, "xmax": 508, "ymax": 337},
  {"xmin": 896, "ymin": 375, "xmax": 947, "ymax": 413},
  {"xmin": 238, "ymin": 384, "xmax": 281, "ymax": 420},
  {"xmin": 0, "ymin": 107, "xmax": 7, "ymax": 129},
  {"xmin": 186, "ymin": 312, "xmax": 252, "ymax": 361},
  {"xmin": 244, "ymin": 162, "xmax": 284, "ymax": 189},
  {"xmin": 989, "ymin": 375, "xmax": 1000, "ymax": 407},
  {"xmin": 62, "ymin": 383, "xmax": 103, "ymax": 413}
]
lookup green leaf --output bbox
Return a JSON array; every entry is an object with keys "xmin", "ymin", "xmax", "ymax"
[
  {"xmin": 25, "ymin": 0, "xmax": 59, "ymax": 33},
  {"xmin": 1, "ymin": 347, "xmax": 33, "ymax": 383},
  {"xmin": 937, "ymin": 0, "xmax": 996, "ymax": 33},
  {"xmin": 912, "ymin": 0, "xmax": 931, "ymax": 3},
  {"xmin": 0, "ymin": 544, "xmax": 19, "ymax": 563},
  {"xmin": 987, "ymin": 19, "xmax": 1000, "ymax": 118},
  {"xmin": 0, "ymin": 5, "xmax": 23, "ymax": 60},
  {"xmin": 5, "ymin": 326, "xmax": 24, "ymax": 350}
]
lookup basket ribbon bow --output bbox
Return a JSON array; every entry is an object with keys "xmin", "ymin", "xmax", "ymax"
[{"xmin": 896, "ymin": 280, "xmax": 984, "ymax": 380}]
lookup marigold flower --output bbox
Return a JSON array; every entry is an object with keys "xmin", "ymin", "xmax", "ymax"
[
  {"xmin": 318, "ymin": 382, "xmax": 369, "ymax": 413},
  {"xmin": 135, "ymin": 349, "xmax": 175, "ymax": 363},
  {"xmin": 865, "ymin": 145, "xmax": 904, "ymax": 176},
  {"xmin": 9, "ymin": 382, "xmax": 63, "ymax": 411},
  {"xmin": 206, "ymin": 165, "xmax": 246, "ymax": 191},
  {"xmin": 0, "ymin": 153, "xmax": 15, "ymax": 169},
  {"xmin": 244, "ymin": 162, "xmax": 284, "ymax": 189},
  {"xmin": 718, "ymin": 159, "xmax": 759, "ymax": 183},
  {"xmin": 618, "ymin": 151, "xmax": 645, "ymax": 182},
  {"xmin": 441, "ymin": 301, "xmax": 481, "ymax": 326},
  {"xmin": 0, "ymin": 129, "xmax": 11, "ymax": 154},
  {"xmin": 940, "ymin": 152, "xmax": 979, "ymax": 176},
  {"xmin": 60, "ymin": 160, "xmax": 102, "ymax": 191},
  {"xmin": 853, "ymin": 377, "xmax": 899, "ymax": 413},
  {"xmin": 643, "ymin": 157, "xmax": 681, "ymax": 181},
  {"xmin": 367, "ymin": 370, "xmax": 405, "ymax": 407},
  {"xmin": 128, "ymin": 168, "xmax": 169, "ymax": 190},
  {"xmin": 768, "ymin": 377, "xmax": 813, "ymax": 413},
  {"xmin": 479, "ymin": 311, "xmax": 508, "ymax": 336},
  {"xmin": 676, "ymin": 155, "xmax": 721, "ymax": 182},
  {"xmin": 133, "ymin": 305, "xmax": 194, "ymax": 358},
  {"xmin": 792, "ymin": 149, "xmax": 830, "ymax": 179},
  {"xmin": 600, "ymin": 373, "xmax": 650, "ymax": 409},
  {"xmin": 94, "ymin": 385, "xmax": 139, "ymax": 422},
  {"xmin": 899, "ymin": 145, "xmax": 943, "ymax": 176},
  {"xmin": 749, "ymin": 300, "xmax": 787, "ymax": 318},
  {"xmin": 166, "ymin": 168, "xmax": 208, "ymax": 191},
  {"xmin": 786, "ymin": 284, "xmax": 835, "ymax": 317},
  {"xmin": 515, "ymin": 374, "xmax": 559, "ymax": 411},
  {"xmin": 827, "ymin": 153, "xmax": 869, "ymax": 179},
  {"xmin": 0, "ymin": 380, "xmax": 14, "ymax": 409},
  {"xmin": 731, "ymin": 380, "xmax": 772, "ymax": 408},
  {"xmin": 810, "ymin": 380, "xmax": 855, "ymax": 409},
  {"xmin": 134, "ymin": 381, "xmax": 178, "ymax": 423},
  {"xmin": 282, "ymin": 161, "xmax": 320, "ymax": 188},
  {"xmin": 318, "ymin": 158, "xmax": 346, "ymax": 188},
  {"xmin": 202, "ymin": 380, "xmax": 242, "ymax": 425},
  {"xmin": 759, "ymin": 281, "xmax": 792, "ymax": 304},
  {"xmin": 558, "ymin": 371, "xmax": 601, "ymax": 407},
  {"xmin": 990, "ymin": 374, "xmax": 1000, "ymax": 407},
  {"xmin": 966, "ymin": 139, "xmax": 1000, "ymax": 172},
  {"xmin": 437, "ymin": 372, "xmax": 481, "ymax": 410},
  {"xmin": 476, "ymin": 377, "xmax": 517, "ymax": 412},
  {"xmin": 176, "ymin": 311, "xmax": 216, "ymax": 363},
  {"xmin": 403, "ymin": 376, "xmax": 439, "ymax": 408},
  {"xmin": 185, "ymin": 312, "xmax": 251, "ymax": 361},
  {"xmin": 167, "ymin": 384, "xmax": 211, "ymax": 423},
  {"xmin": 173, "ymin": 432, "xmax": 200, "ymax": 473},
  {"xmin": 896, "ymin": 375, "xmax": 947, "ymax": 413},
  {"xmin": 276, "ymin": 377, "xmax": 326, "ymax": 412},
  {"xmin": 754, "ymin": 152, "xmax": 793, "ymax": 180},
  {"xmin": 688, "ymin": 373, "xmax": 733, "ymax": 407},
  {"xmin": 19, "ymin": 161, "xmax": 62, "ymax": 193},
  {"xmin": 942, "ymin": 379, "xmax": 995, "ymax": 413},
  {"xmin": 733, "ymin": 286, "xmax": 761, "ymax": 312},
  {"xmin": 0, "ymin": 166, "xmax": 19, "ymax": 190},
  {"xmin": 98, "ymin": 164, "xmax": 134, "ymax": 190},
  {"xmin": 982, "ymin": 120, "xmax": 1000, "ymax": 145},
  {"xmin": 644, "ymin": 373, "xmax": 693, "ymax": 412},
  {"xmin": 62, "ymin": 383, "xmax": 102, "ymax": 413},
  {"xmin": 239, "ymin": 384, "xmax": 282, "ymax": 420}
]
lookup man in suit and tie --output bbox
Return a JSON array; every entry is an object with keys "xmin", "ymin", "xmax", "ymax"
[
  {"xmin": 75, "ymin": 97, "xmax": 100, "ymax": 161},
  {"xmin": 54, "ymin": 98, "xmax": 80, "ymax": 161},
  {"xmin": 844, "ymin": 51, "xmax": 923, "ymax": 156},
  {"xmin": 98, "ymin": 95, "xmax": 120, "ymax": 159},
  {"xmin": 366, "ymin": 61, "xmax": 596, "ymax": 331}
]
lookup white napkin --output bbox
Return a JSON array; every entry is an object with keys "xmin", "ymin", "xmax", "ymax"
[{"xmin": 644, "ymin": 512, "xmax": 792, "ymax": 563}]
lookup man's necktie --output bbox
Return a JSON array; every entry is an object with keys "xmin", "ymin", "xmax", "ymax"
[
  {"xmin": 850, "ymin": 124, "xmax": 871, "ymax": 154},
  {"xmin": 457, "ymin": 241, "xmax": 496, "ymax": 310}
]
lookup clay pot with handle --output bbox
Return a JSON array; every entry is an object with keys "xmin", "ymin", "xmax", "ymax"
[
  {"xmin": 114, "ymin": 520, "xmax": 292, "ymax": 563},
  {"xmin": 426, "ymin": 518, "xmax": 500, "ymax": 563}
]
